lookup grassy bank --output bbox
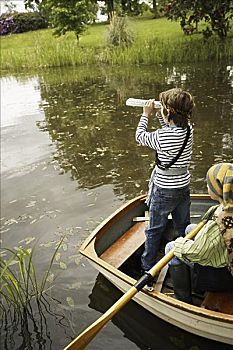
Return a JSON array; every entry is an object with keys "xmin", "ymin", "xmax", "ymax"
[{"xmin": 1, "ymin": 16, "xmax": 233, "ymax": 71}]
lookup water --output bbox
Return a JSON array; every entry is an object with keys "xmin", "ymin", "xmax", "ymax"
[{"xmin": 1, "ymin": 63, "xmax": 233, "ymax": 350}]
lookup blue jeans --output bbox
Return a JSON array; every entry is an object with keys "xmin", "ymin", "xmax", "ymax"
[{"xmin": 141, "ymin": 185, "xmax": 190, "ymax": 271}]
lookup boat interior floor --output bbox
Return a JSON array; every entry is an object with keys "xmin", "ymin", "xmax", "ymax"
[
  {"xmin": 119, "ymin": 242, "xmax": 206, "ymax": 307},
  {"xmin": 100, "ymin": 218, "xmax": 203, "ymax": 306}
]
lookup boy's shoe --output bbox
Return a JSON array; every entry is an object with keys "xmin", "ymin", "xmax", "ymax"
[{"xmin": 144, "ymin": 280, "xmax": 154, "ymax": 292}]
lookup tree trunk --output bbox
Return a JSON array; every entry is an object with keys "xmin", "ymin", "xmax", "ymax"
[
  {"xmin": 152, "ymin": 0, "xmax": 157, "ymax": 18},
  {"xmin": 106, "ymin": 0, "xmax": 114, "ymax": 21},
  {"xmin": 121, "ymin": 0, "xmax": 127, "ymax": 13}
]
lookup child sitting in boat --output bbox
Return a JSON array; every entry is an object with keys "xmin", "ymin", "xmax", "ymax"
[
  {"xmin": 165, "ymin": 162, "xmax": 233, "ymax": 303},
  {"xmin": 135, "ymin": 88, "xmax": 195, "ymax": 290}
]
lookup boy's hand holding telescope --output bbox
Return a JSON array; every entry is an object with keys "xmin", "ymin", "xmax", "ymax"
[{"xmin": 126, "ymin": 98, "xmax": 162, "ymax": 119}]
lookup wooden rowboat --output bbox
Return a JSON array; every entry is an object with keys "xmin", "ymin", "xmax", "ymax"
[{"xmin": 80, "ymin": 194, "xmax": 233, "ymax": 345}]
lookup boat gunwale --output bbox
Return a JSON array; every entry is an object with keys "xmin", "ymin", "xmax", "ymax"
[{"xmin": 80, "ymin": 193, "xmax": 233, "ymax": 324}]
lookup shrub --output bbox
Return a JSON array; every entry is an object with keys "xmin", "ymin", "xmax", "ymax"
[
  {"xmin": 107, "ymin": 14, "xmax": 134, "ymax": 48},
  {"xmin": 0, "ymin": 11, "xmax": 48, "ymax": 36},
  {"xmin": 0, "ymin": 15, "xmax": 14, "ymax": 35}
]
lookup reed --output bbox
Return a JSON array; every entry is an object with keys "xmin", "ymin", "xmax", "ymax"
[
  {"xmin": 0, "ymin": 238, "xmax": 64, "ymax": 316},
  {"xmin": 1, "ymin": 17, "xmax": 232, "ymax": 71},
  {"xmin": 107, "ymin": 36, "xmax": 233, "ymax": 65}
]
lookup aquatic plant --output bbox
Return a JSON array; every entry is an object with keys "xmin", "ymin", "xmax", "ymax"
[
  {"xmin": 0, "ymin": 237, "xmax": 64, "ymax": 316},
  {"xmin": 0, "ymin": 236, "xmax": 80, "ymax": 348}
]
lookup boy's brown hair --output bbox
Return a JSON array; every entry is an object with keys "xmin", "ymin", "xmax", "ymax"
[{"xmin": 159, "ymin": 88, "xmax": 195, "ymax": 128}]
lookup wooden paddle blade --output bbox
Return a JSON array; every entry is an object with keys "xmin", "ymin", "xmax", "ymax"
[
  {"xmin": 63, "ymin": 317, "xmax": 108, "ymax": 350},
  {"xmin": 64, "ymin": 287, "xmax": 138, "ymax": 350}
]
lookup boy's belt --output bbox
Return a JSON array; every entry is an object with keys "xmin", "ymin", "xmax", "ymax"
[{"xmin": 155, "ymin": 165, "xmax": 188, "ymax": 176}]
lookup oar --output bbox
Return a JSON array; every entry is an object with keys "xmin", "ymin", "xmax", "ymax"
[{"xmin": 64, "ymin": 206, "xmax": 217, "ymax": 350}]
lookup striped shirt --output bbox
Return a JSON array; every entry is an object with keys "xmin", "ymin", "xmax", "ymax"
[
  {"xmin": 174, "ymin": 220, "xmax": 229, "ymax": 267},
  {"xmin": 135, "ymin": 114, "xmax": 193, "ymax": 189}
]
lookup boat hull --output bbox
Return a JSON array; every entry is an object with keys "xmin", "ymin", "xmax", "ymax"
[{"xmin": 80, "ymin": 194, "xmax": 233, "ymax": 345}]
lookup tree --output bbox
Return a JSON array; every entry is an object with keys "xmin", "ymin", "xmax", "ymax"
[
  {"xmin": 104, "ymin": 0, "xmax": 115, "ymax": 19},
  {"xmin": 100, "ymin": 0, "xmax": 144, "ymax": 19},
  {"xmin": 24, "ymin": 0, "xmax": 47, "ymax": 14},
  {"xmin": 24, "ymin": 0, "xmax": 98, "ymax": 40},
  {"xmin": 152, "ymin": 0, "xmax": 157, "ymax": 18},
  {"xmin": 121, "ymin": 0, "xmax": 145, "ymax": 16},
  {"xmin": 164, "ymin": 0, "xmax": 233, "ymax": 39},
  {"xmin": 3, "ymin": 0, "xmax": 16, "ymax": 14}
]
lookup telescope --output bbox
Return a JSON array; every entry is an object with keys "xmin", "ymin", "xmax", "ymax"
[{"xmin": 126, "ymin": 98, "xmax": 161, "ymax": 108}]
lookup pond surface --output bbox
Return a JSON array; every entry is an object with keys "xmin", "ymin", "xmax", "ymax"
[{"xmin": 1, "ymin": 63, "xmax": 233, "ymax": 350}]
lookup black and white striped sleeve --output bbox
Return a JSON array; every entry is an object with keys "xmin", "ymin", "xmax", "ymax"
[{"xmin": 135, "ymin": 116, "xmax": 160, "ymax": 150}]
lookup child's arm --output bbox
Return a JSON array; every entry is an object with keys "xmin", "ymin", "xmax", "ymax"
[
  {"xmin": 173, "ymin": 221, "xmax": 228, "ymax": 267},
  {"xmin": 135, "ymin": 100, "xmax": 160, "ymax": 150},
  {"xmin": 135, "ymin": 115, "xmax": 159, "ymax": 150},
  {"xmin": 142, "ymin": 99, "xmax": 166, "ymax": 128}
]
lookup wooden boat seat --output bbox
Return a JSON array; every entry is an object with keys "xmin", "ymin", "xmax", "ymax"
[
  {"xmin": 201, "ymin": 291, "xmax": 233, "ymax": 314},
  {"xmin": 100, "ymin": 222, "xmax": 146, "ymax": 268}
]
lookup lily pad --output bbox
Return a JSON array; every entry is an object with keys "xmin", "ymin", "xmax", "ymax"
[
  {"xmin": 66, "ymin": 296, "xmax": 75, "ymax": 307},
  {"xmin": 59, "ymin": 261, "xmax": 67, "ymax": 270}
]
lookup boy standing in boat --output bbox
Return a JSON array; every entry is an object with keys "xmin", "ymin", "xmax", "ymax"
[{"xmin": 135, "ymin": 88, "xmax": 195, "ymax": 290}]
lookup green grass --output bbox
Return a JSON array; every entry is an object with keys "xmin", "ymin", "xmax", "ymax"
[{"xmin": 1, "ymin": 16, "xmax": 233, "ymax": 71}]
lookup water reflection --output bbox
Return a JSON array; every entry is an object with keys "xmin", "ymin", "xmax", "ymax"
[
  {"xmin": 1, "ymin": 294, "xmax": 71, "ymax": 350},
  {"xmin": 37, "ymin": 64, "xmax": 233, "ymax": 199},
  {"xmin": 1, "ymin": 64, "xmax": 232, "ymax": 349}
]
